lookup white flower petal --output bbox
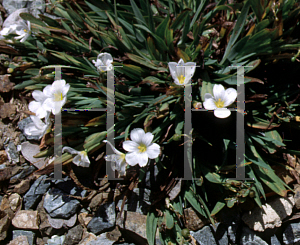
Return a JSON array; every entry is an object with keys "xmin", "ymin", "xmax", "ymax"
[
  {"xmin": 62, "ymin": 83, "xmax": 70, "ymax": 97},
  {"xmin": 30, "ymin": 115, "xmax": 45, "ymax": 129},
  {"xmin": 122, "ymin": 140, "xmax": 139, "ymax": 152},
  {"xmin": 223, "ymin": 88, "xmax": 237, "ymax": 107},
  {"xmin": 28, "ymin": 101, "xmax": 41, "ymax": 114},
  {"xmin": 214, "ymin": 108, "xmax": 231, "ymax": 118},
  {"xmin": 105, "ymin": 154, "xmax": 116, "ymax": 162},
  {"xmin": 185, "ymin": 62, "xmax": 196, "ymax": 79},
  {"xmin": 203, "ymin": 98, "xmax": 217, "ymax": 110},
  {"xmin": 213, "ymin": 84, "xmax": 225, "ymax": 100},
  {"xmin": 52, "ymin": 79, "xmax": 66, "ymax": 89},
  {"xmin": 72, "ymin": 155, "xmax": 81, "ymax": 166},
  {"xmin": 103, "ymin": 140, "xmax": 124, "ymax": 155},
  {"xmin": 146, "ymin": 143, "xmax": 160, "ymax": 159},
  {"xmin": 24, "ymin": 123, "xmax": 42, "ymax": 136},
  {"xmin": 125, "ymin": 152, "xmax": 139, "ymax": 166},
  {"xmin": 130, "ymin": 128, "xmax": 145, "ymax": 143},
  {"xmin": 204, "ymin": 93, "xmax": 214, "ymax": 100},
  {"xmin": 168, "ymin": 62, "xmax": 178, "ymax": 80},
  {"xmin": 42, "ymin": 98, "xmax": 53, "ymax": 111},
  {"xmin": 43, "ymin": 85, "xmax": 53, "ymax": 97},
  {"xmin": 62, "ymin": 146, "xmax": 79, "ymax": 155},
  {"xmin": 36, "ymin": 106, "xmax": 48, "ymax": 119},
  {"xmin": 136, "ymin": 152, "xmax": 149, "ymax": 167},
  {"xmin": 32, "ymin": 90, "xmax": 47, "ymax": 102},
  {"xmin": 142, "ymin": 132, "xmax": 154, "ymax": 146}
]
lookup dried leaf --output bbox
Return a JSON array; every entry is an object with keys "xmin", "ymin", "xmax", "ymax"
[{"xmin": 0, "ymin": 75, "xmax": 15, "ymax": 93}]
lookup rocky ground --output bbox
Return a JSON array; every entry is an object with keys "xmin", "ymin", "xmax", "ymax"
[{"xmin": 1, "ymin": 84, "xmax": 300, "ymax": 244}]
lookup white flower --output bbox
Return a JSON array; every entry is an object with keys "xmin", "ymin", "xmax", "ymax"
[
  {"xmin": 168, "ymin": 58, "xmax": 196, "ymax": 86},
  {"xmin": 123, "ymin": 128, "xmax": 160, "ymax": 167},
  {"xmin": 103, "ymin": 140, "xmax": 126, "ymax": 176},
  {"xmin": 92, "ymin": 53, "xmax": 113, "ymax": 73},
  {"xmin": 28, "ymin": 90, "xmax": 49, "ymax": 119},
  {"xmin": 203, "ymin": 84, "xmax": 237, "ymax": 118},
  {"xmin": 62, "ymin": 146, "xmax": 90, "ymax": 167},
  {"xmin": 42, "ymin": 79, "xmax": 70, "ymax": 115},
  {"xmin": 24, "ymin": 111, "xmax": 51, "ymax": 139},
  {"xmin": 0, "ymin": 21, "xmax": 31, "ymax": 43}
]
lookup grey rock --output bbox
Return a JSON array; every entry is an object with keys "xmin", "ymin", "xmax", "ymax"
[
  {"xmin": 217, "ymin": 206, "xmax": 241, "ymax": 244},
  {"xmin": 43, "ymin": 188, "xmax": 80, "ymax": 219},
  {"xmin": 47, "ymin": 235, "xmax": 65, "ymax": 245},
  {"xmin": 87, "ymin": 202, "xmax": 116, "ymax": 235},
  {"xmin": 47, "ymin": 213, "xmax": 77, "ymax": 229},
  {"xmin": 117, "ymin": 188, "xmax": 151, "ymax": 215},
  {"xmin": 10, "ymin": 165, "xmax": 36, "ymax": 182},
  {"xmin": 144, "ymin": 164, "xmax": 159, "ymax": 189},
  {"xmin": 4, "ymin": 141, "xmax": 19, "ymax": 164},
  {"xmin": 18, "ymin": 117, "xmax": 40, "ymax": 141},
  {"xmin": 52, "ymin": 176, "xmax": 87, "ymax": 198},
  {"xmin": 64, "ymin": 224, "xmax": 84, "ymax": 245},
  {"xmin": 21, "ymin": 141, "xmax": 49, "ymax": 169},
  {"xmin": 0, "ymin": 164, "xmax": 6, "ymax": 170},
  {"xmin": 3, "ymin": 0, "xmax": 45, "ymax": 18},
  {"xmin": 283, "ymin": 223, "xmax": 300, "ymax": 244},
  {"xmin": 12, "ymin": 230, "xmax": 35, "ymax": 245},
  {"xmin": 211, "ymin": 223, "xmax": 228, "ymax": 245},
  {"xmin": 271, "ymin": 234, "xmax": 281, "ymax": 245},
  {"xmin": 23, "ymin": 175, "xmax": 51, "ymax": 210},
  {"xmin": 240, "ymin": 226, "xmax": 268, "ymax": 245},
  {"xmin": 190, "ymin": 226, "xmax": 217, "ymax": 245}
]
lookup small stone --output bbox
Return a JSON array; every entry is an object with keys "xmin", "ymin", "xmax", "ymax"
[
  {"xmin": 0, "ymin": 215, "xmax": 10, "ymax": 241},
  {"xmin": 8, "ymin": 193, "xmax": 21, "ymax": 211},
  {"xmin": 87, "ymin": 202, "xmax": 115, "ymax": 235},
  {"xmin": 12, "ymin": 230, "xmax": 35, "ymax": 245},
  {"xmin": 190, "ymin": 226, "xmax": 217, "ymax": 245},
  {"xmin": 10, "ymin": 165, "xmax": 36, "ymax": 184},
  {"xmin": 78, "ymin": 212, "xmax": 93, "ymax": 228},
  {"xmin": 23, "ymin": 175, "xmax": 51, "ymax": 210},
  {"xmin": 79, "ymin": 232, "xmax": 114, "ymax": 245},
  {"xmin": 47, "ymin": 234, "xmax": 65, "ymax": 245},
  {"xmin": 64, "ymin": 224, "xmax": 84, "ymax": 245},
  {"xmin": 283, "ymin": 223, "xmax": 300, "ymax": 244},
  {"xmin": 8, "ymin": 235, "xmax": 30, "ymax": 245},
  {"xmin": 294, "ymin": 184, "xmax": 300, "ymax": 210},
  {"xmin": 240, "ymin": 226, "xmax": 268, "ymax": 245},
  {"xmin": 117, "ymin": 188, "xmax": 151, "ymax": 215},
  {"xmin": 122, "ymin": 211, "xmax": 147, "ymax": 239},
  {"xmin": 20, "ymin": 142, "xmax": 48, "ymax": 169},
  {"xmin": 184, "ymin": 207, "xmax": 208, "ymax": 231},
  {"xmin": 47, "ymin": 213, "xmax": 76, "ymax": 229},
  {"xmin": 89, "ymin": 193, "xmax": 103, "ymax": 212},
  {"xmin": 43, "ymin": 188, "xmax": 80, "ymax": 219},
  {"xmin": 4, "ymin": 141, "xmax": 19, "ymax": 164},
  {"xmin": 0, "ymin": 150, "xmax": 8, "ymax": 164},
  {"xmin": 242, "ymin": 196, "xmax": 295, "ymax": 232},
  {"xmin": 13, "ymin": 179, "xmax": 31, "ymax": 195},
  {"xmin": 12, "ymin": 210, "xmax": 39, "ymax": 229}
]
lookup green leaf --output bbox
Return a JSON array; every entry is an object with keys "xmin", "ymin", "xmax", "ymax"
[
  {"xmin": 184, "ymin": 189, "xmax": 207, "ymax": 218},
  {"xmin": 146, "ymin": 211, "xmax": 158, "ymax": 245},
  {"xmin": 189, "ymin": 0, "xmax": 209, "ymax": 29},
  {"xmin": 165, "ymin": 210, "xmax": 174, "ymax": 229},
  {"xmin": 201, "ymin": 165, "xmax": 224, "ymax": 184},
  {"xmin": 220, "ymin": 0, "xmax": 251, "ymax": 65},
  {"xmin": 170, "ymin": 9, "xmax": 191, "ymax": 31},
  {"xmin": 85, "ymin": 0, "xmax": 108, "ymax": 19},
  {"xmin": 19, "ymin": 13, "xmax": 47, "ymax": 27},
  {"xmin": 156, "ymin": 15, "xmax": 170, "ymax": 39},
  {"xmin": 250, "ymin": 0, "xmax": 264, "ymax": 21},
  {"xmin": 130, "ymin": 0, "xmax": 147, "ymax": 26},
  {"xmin": 211, "ymin": 200, "xmax": 226, "ymax": 216}
]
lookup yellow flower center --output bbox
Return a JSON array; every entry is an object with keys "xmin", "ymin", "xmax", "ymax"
[
  {"xmin": 24, "ymin": 29, "xmax": 27, "ymax": 32},
  {"xmin": 138, "ymin": 143, "xmax": 147, "ymax": 153},
  {"xmin": 178, "ymin": 75, "xmax": 185, "ymax": 84},
  {"xmin": 54, "ymin": 92, "xmax": 63, "ymax": 102},
  {"xmin": 215, "ymin": 98, "xmax": 225, "ymax": 108},
  {"xmin": 80, "ymin": 151, "xmax": 87, "ymax": 157}
]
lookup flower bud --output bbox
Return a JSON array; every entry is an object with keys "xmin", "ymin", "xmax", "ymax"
[{"xmin": 7, "ymin": 68, "xmax": 13, "ymax": 73}]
